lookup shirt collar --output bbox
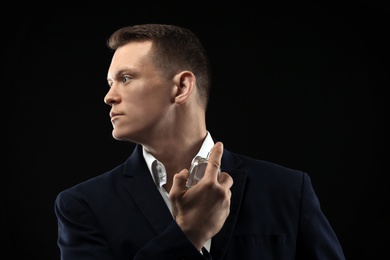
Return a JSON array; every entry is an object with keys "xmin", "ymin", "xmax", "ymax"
[{"xmin": 142, "ymin": 131, "xmax": 215, "ymax": 188}]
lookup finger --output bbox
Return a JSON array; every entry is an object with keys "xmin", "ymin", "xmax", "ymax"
[
  {"xmin": 218, "ymin": 172, "xmax": 234, "ymax": 189},
  {"xmin": 169, "ymin": 169, "xmax": 189, "ymax": 198},
  {"xmin": 204, "ymin": 142, "xmax": 223, "ymax": 181}
]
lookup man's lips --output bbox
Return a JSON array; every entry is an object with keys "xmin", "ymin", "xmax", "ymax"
[{"xmin": 110, "ymin": 112, "xmax": 123, "ymax": 119}]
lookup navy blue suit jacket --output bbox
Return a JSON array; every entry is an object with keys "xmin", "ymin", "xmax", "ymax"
[{"xmin": 55, "ymin": 144, "xmax": 345, "ymax": 259}]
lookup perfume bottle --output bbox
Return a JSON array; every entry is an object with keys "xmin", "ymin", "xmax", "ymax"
[{"xmin": 186, "ymin": 150, "xmax": 220, "ymax": 188}]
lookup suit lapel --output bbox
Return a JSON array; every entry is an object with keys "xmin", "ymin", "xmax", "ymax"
[
  {"xmin": 210, "ymin": 150, "xmax": 247, "ymax": 259},
  {"xmin": 123, "ymin": 145, "xmax": 174, "ymax": 235}
]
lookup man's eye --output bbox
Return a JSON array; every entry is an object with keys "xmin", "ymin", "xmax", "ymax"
[{"xmin": 122, "ymin": 76, "xmax": 131, "ymax": 83}]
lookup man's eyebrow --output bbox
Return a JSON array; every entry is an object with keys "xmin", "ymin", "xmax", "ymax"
[{"xmin": 108, "ymin": 68, "xmax": 138, "ymax": 81}]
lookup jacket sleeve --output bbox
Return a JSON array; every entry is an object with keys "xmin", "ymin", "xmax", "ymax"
[
  {"xmin": 54, "ymin": 191, "xmax": 211, "ymax": 260},
  {"xmin": 296, "ymin": 172, "xmax": 345, "ymax": 259}
]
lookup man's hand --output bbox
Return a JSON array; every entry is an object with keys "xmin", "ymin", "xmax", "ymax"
[{"xmin": 169, "ymin": 142, "xmax": 233, "ymax": 250}]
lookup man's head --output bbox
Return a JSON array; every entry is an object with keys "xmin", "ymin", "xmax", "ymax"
[
  {"xmin": 105, "ymin": 24, "xmax": 211, "ymax": 144},
  {"xmin": 107, "ymin": 23, "xmax": 211, "ymax": 109}
]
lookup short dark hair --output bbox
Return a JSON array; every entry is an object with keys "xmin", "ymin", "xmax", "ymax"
[{"xmin": 107, "ymin": 23, "xmax": 211, "ymax": 109}]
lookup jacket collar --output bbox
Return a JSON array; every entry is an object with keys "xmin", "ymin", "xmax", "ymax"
[{"xmin": 122, "ymin": 144, "xmax": 174, "ymax": 234}]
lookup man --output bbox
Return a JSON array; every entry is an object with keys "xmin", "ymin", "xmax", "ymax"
[{"xmin": 55, "ymin": 23, "xmax": 345, "ymax": 259}]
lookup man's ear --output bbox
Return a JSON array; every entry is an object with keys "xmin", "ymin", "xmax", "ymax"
[{"xmin": 173, "ymin": 71, "xmax": 196, "ymax": 104}]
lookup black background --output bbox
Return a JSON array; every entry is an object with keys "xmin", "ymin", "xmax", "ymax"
[{"xmin": 6, "ymin": 1, "xmax": 388, "ymax": 259}]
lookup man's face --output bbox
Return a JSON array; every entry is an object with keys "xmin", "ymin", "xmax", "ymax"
[{"xmin": 105, "ymin": 41, "xmax": 175, "ymax": 144}]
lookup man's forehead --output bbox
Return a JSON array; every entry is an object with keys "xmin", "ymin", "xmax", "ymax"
[
  {"xmin": 107, "ymin": 42, "xmax": 153, "ymax": 76},
  {"xmin": 113, "ymin": 41, "xmax": 153, "ymax": 60}
]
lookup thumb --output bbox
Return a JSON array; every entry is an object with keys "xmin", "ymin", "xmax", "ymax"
[{"xmin": 169, "ymin": 169, "xmax": 189, "ymax": 199}]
